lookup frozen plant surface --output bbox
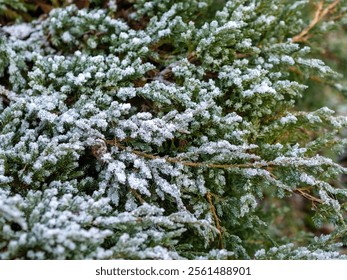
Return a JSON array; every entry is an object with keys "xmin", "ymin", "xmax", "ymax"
[{"xmin": 0, "ymin": 0, "xmax": 347, "ymax": 260}]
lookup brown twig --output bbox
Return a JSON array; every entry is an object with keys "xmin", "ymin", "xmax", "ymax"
[
  {"xmin": 105, "ymin": 139, "xmax": 268, "ymax": 169},
  {"xmin": 130, "ymin": 189, "xmax": 146, "ymax": 204},
  {"xmin": 292, "ymin": 0, "xmax": 341, "ymax": 43},
  {"xmin": 206, "ymin": 192, "xmax": 224, "ymax": 249},
  {"xmin": 235, "ymin": 52, "xmax": 255, "ymax": 59},
  {"xmin": 332, "ymin": 12, "xmax": 346, "ymax": 21}
]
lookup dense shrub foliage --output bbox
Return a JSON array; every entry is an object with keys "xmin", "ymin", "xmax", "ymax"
[{"xmin": 0, "ymin": 0, "xmax": 347, "ymax": 259}]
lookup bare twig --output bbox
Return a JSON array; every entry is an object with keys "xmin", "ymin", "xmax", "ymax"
[
  {"xmin": 292, "ymin": 0, "xmax": 340, "ymax": 43},
  {"xmin": 206, "ymin": 192, "xmax": 224, "ymax": 249}
]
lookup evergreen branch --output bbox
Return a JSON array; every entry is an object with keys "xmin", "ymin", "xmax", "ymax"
[
  {"xmin": 292, "ymin": 0, "xmax": 341, "ymax": 43},
  {"xmin": 1, "ymin": 0, "xmax": 347, "ymax": 261},
  {"xmin": 105, "ymin": 139, "xmax": 269, "ymax": 169},
  {"xmin": 105, "ymin": 139, "xmax": 344, "ymax": 171}
]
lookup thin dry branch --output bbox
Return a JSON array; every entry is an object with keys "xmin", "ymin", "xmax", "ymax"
[
  {"xmin": 206, "ymin": 192, "xmax": 224, "ymax": 249},
  {"xmin": 130, "ymin": 189, "xmax": 146, "ymax": 204},
  {"xmin": 294, "ymin": 188, "xmax": 323, "ymax": 204},
  {"xmin": 288, "ymin": 66, "xmax": 325, "ymax": 83},
  {"xmin": 292, "ymin": 0, "xmax": 341, "ymax": 43}
]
